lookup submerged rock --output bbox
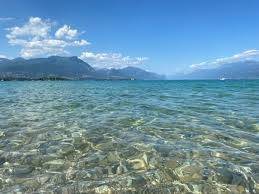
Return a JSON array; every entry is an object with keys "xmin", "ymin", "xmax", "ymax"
[
  {"xmin": 164, "ymin": 159, "xmax": 180, "ymax": 169},
  {"xmin": 75, "ymin": 170, "xmax": 92, "ymax": 181},
  {"xmin": 43, "ymin": 159, "xmax": 66, "ymax": 171},
  {"xmin": 0, "ymin": 157, "xmax": 6, "ymax": 166},
  {"xmin": 106, "ymin": 151, "xmax": 121, "ymax": 163},
  {"xmin": 94, "ymin": 185, "xmax": 111, "ymax": 193},
  {"xmin": 0, "ymin": 131, "xmax": 5, "ymax": 138},
  {"xmin": 22, "ymin": 179, "xmax": 41, "ymax": 192},
  {"xmin": 132, "ymin": 175, "xmax": 147, "ymax": 187},
  {"xmin": 128, "ymin": 153, "xmax": 149, "ymax": 170},
  {"xmin": 12, "ymin": 165, "xmax": 34, "ymax": 177},
  {"xmin": 36, "ymin": 174, "xmax": 50, "ymax": 185},
  {"xmin": 58, "ymin": 142, "xmax": 75, "ymax": 157},
  {"xmin": 128, "ymin": 158, "xmax": 147, "ymax": 170},
  {"xmin": 116, "ymin": 162, "xmax": 128, "ymax": 175},
  {"xmin": 48, "ymin": 173, "xmax": 66, "ymax": 185},
  {"xmin": 217, "ymin": 165, "xmax": 257, "ymax": 193},
  {"xmin": 250, "ymin": 123, "xmax": 259, "ymax": 132},
  {"xmin": 173, "ymin": 162, "xmax": 203, "ymax": 183}
]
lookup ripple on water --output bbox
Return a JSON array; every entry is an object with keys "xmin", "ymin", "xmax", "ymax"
[{"xmin": 0, "ymin": 80, "xmax": 258, "ymax": 193}]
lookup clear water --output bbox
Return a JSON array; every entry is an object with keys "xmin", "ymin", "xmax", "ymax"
[{"xmin": 0, "ymin": 80, "xmax": 258, "ymax": 193}]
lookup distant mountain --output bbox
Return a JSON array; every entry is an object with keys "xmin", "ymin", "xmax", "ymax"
[
  {"xmin": 0, "ymin": 56, "xmax": 96, "ymax": 79},
  {"xmin": 95, "ymin": 66, "xmax": 164, "ymax": 80},
  {"xmin": 171, "ymin": 61, "xmax": 259, "ymax": 80},
  {"xmin": 0, "ymin": 56, "xmax": 163, "ymax": 80}
]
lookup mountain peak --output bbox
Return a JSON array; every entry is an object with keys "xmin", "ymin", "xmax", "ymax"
[{"xmin": 13, "ymin": 57, "xmax": 26, "ymax": 61}]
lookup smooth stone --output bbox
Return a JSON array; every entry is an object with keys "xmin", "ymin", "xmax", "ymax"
[
  {"xmin": 132, "ymin": 175, "xmax": 147, "ymax": 187},
  {"xmin": 0, "ymin": 157, "xmax": 6, "ymax": 166},
  {"xmin": 43, "ymin": 159, "xmax": 65, "ymax": 171},
  {"xmin": 96, "ymin": 141, "xmax": 116, "ymax": 152},
  {"xmin": 154, "ymin": 145, "xmax": 172, "ymax": 157},
  {"xmin": 21, "ymin": 153, "xmax": 41, "ymax": 166},
  {"xmin": 58, "ymin": 143, "xmax": 74, "ymax": 156},
  {"xmin": 13, "ymin": 166, "xmax": 34, "ymax": 177},
  {"xmin": 106, "ymin": 151, "xmax": 120, "ymax": 163},
  {"xmin": 164, "ymin": 159, "xmax": 180, "ymax": 169},
  {"xmin": 218, "ymin": 168, "xmax": 234, "ymax": 184},
  {"xmin": 86, "ymin": 152, "xmax": 106, "ymax": 164}
]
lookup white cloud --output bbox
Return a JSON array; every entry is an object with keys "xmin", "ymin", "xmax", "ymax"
[
  {"xmin": 80, "ymin": 51, "xmax": 148, "ymax": 68},
  {"xmin": 6, "ymin": 17, "xmax": 90, "ymax": 58},
  {"xmin": 55, "ymin": 25, "xmax": 78, "ymax": 40},
  {"xmin": 0, "ymin": 54, "xmax": 7, "ymax": 58},
  {"xmin": 190, "ymin": 49, "xmax": 259, "ymax": 70},
  {"xmin": 6, "ymin": 17, "xmax": 51, "ymax": 40}
]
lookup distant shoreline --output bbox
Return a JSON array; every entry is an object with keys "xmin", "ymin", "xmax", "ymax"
[
  {"xmin": 1, "ymin": 78, "xmax": 259, "ymax": 81},
  {"xmin": 0, "ymin": 77, "xmax": 137, "ymax": 81}
]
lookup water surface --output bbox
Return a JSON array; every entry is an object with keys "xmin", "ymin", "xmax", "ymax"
[{"xmin": 0, "ymin": 80, "xmax": 259, "ymax": 193}]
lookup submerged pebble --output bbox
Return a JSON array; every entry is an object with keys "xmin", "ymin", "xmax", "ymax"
[{"xmin": 12, "ymin": 165, "xmax": 34, "ymax": 177}]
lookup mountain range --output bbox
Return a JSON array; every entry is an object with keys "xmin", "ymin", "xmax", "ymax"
[
  {"xmin": 0, "ymin": 56, "xmax": 164, "ymax": 80},
  {"xmin": 170, "ymin": 61, "xmax": 259, "ymax": 80},
  {"xmin": 1, "ymin": 56, "xmax": 259, "ymax": 80}
]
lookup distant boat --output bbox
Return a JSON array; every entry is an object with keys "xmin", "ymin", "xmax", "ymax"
[{"xmin": 219, "ymin": 77, "xmax": 226, "ymax": 80}]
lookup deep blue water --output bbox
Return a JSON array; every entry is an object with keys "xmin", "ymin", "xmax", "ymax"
[{"xmin": 0, "ymin": 80, "xmax": 258, "ymax": 193}]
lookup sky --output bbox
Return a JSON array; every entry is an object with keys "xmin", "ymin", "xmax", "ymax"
[{"xmin": 0, "ymin": 0, "xmax": 259, "ymax": 75}]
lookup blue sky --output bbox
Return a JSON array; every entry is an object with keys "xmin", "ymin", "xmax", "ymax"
[{"xmin": 0, "ymin": 0, "xmax": 259, "ymax": 74}]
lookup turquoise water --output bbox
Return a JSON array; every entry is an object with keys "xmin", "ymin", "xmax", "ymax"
[{"xmin": 0, "ymin": 80, "xmax": 258, "ymax": 193}]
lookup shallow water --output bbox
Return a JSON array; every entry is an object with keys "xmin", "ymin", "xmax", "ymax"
[{"xmin": 0, "ymin": 80, "xmax": 259, "ymax": 193}]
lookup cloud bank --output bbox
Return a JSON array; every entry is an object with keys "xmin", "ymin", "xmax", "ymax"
[
  {"xmin": 6, "ymin": 17, "xmax": 90, "ymax": 58},
  {"xmin": 80, "ymin": 51, "xmax": 148, "ymax": 68},
  {"xmin": 190, "ymin": 49, "xmax": 259, "ymax": 70}
]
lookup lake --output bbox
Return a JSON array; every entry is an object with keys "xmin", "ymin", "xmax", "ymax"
[{"xmin": 0, "ymin": 80, "xmax": 258, "ymax": 193}]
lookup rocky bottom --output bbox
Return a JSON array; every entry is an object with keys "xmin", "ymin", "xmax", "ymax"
[{"xmin": 0, "ymin": 130, "xmax": 258, "ymax": 193}]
